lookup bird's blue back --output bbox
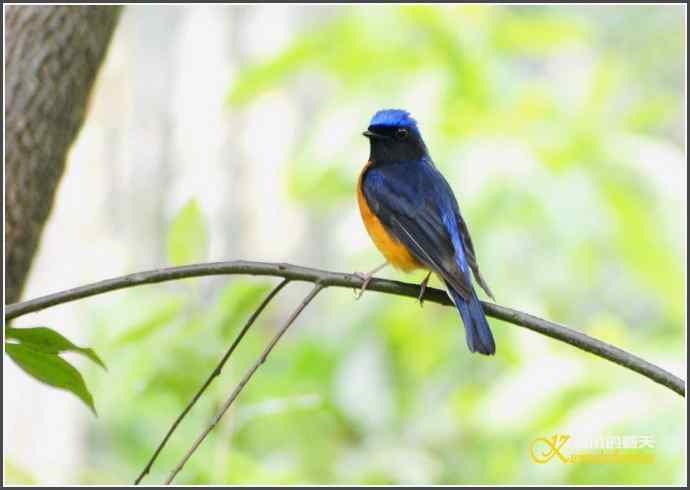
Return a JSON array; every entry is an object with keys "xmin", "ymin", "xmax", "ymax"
[{"xmin": 362, "ymin": 156, "xmax": 471, "ymax": 279}]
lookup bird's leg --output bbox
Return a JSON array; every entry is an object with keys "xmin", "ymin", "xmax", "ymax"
[
  {"xmin": 418, "ymin": 271, "xmax": 432, "ymax": 307},
  {"xmin": 354, "ymin": 262, "xmax": 388, "ymax": 299}
]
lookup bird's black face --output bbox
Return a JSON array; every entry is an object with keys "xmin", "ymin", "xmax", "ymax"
[{"xmin": 364, "ymin": 124, "xmax": 427, "ymax": 164}]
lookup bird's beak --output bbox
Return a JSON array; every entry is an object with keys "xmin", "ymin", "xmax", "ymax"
[{"xmin": 362, "ymin": 130, "xmax": 387, "ymax": 140}]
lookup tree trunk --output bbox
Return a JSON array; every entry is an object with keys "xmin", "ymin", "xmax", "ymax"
[{"xmin": 4, "ymin": 6, "xmax": 122, "ymax": 304}]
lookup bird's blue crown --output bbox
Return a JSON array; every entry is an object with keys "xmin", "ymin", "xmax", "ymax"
[{"xmin": 369, "ymin": 109, "xmax": 418, "ymax": 129}]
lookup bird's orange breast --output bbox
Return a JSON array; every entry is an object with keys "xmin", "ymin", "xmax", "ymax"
[{"xmin": 357, "ymin": 161, "xmax": 425, "ymax": 272}]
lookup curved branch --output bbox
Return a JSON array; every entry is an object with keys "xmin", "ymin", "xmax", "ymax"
[{"xmin": 4, "ymin": 260, "xmax": 685, "ymax": 397}]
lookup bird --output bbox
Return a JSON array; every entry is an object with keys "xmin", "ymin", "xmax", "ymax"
[{"xmin": 356, "ymin": 109, "xmax": 496, "ymax": 355}]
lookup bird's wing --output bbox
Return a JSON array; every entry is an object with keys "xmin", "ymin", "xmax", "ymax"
[
  {"xmin": 456, "ymin": 212, "xmax": 494, "ymax": 300},
  {"xmin": 362, "ymin": 164, "xmax": 473, "ymax": 300}
]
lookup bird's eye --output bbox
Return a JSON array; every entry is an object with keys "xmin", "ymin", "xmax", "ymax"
[{"xmin": 396, "ymin": 128, "xmax": 409, "ymax": 139}]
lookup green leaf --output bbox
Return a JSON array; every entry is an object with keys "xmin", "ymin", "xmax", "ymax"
[
  {"xmin": 5, "ymin": 343, "xmax": 97, "ymax": 415},
  {"xmin": 167, "ymin": 199, "xmax": 209, "ymax": 266},
  {"xmin": 5, "ymin": 326, "xmax": 106, "ymax": 370},
  {"xmin": 114, "ymin": 297, "xmax": 183, "ymax": 345}
]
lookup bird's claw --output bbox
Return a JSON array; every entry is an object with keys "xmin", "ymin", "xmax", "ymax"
[
  {"xmin": 353, "ymin": 263, "xmax": 387, "ymax": 300},
  {"xmin": 353, "ymin": 272, "xmax": 373, "ymax": 300},
  {"xmin": 418, "ymin": 272, "xmax": 431, "ymax": 307}
]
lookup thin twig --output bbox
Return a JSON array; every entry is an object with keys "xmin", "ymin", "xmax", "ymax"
[
  {"xmin": 164, "ymin": 283, "xmax": 325, "ymax": 485},
  {"xmin": 133, "ymin": 278, "xmax": 291, "ymax": 485},
  {"xmin": 4, "ymin": 260, "xmax": 685, "ymax": 397}
]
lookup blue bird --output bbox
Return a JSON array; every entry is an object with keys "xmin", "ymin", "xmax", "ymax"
[{"xmin": 357, "ymin": 109, "xmax": 496, "ymax": 355}]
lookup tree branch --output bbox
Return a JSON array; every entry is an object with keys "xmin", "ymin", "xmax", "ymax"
[
  {"xmin": 134, "ymin": 278, "xmax": 291, "ymax": 485},
  {"xmin": 4, "ymin": 260, "xmax": 684, "ymax": 398},
  {"xmin": 164, "ymin": 283, "xmax": 325, "ymax": 485}
]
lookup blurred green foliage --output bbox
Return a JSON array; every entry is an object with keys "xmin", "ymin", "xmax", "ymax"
[
  {"xmin": 167, "ymin": 199, "xmax": 209, "ymax": 266},
  {"xmin": 10, "ymin": 4, "xmax": 684, "ymax": 486}
]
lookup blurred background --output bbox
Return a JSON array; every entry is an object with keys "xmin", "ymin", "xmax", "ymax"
[{"xmin": 4, "ymin": 4, "xmax": 686, "ymax": 485}]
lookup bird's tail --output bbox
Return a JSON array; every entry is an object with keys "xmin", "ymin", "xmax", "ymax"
[{"xmin": 445, "ymin": 280, "xmax": 495, "ymax": 355}]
